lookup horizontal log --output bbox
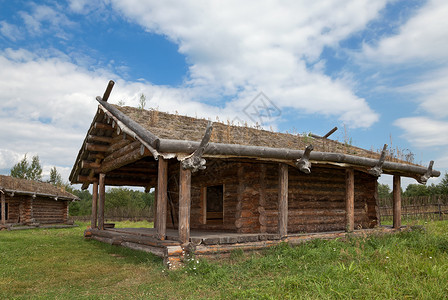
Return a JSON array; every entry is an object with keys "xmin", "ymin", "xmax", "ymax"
[
  {"xmin": 85, "ymin": 143, "xmax": 109, "ymax": 153},
  {"xmin": 158, "ymin": 139, "xmax": 440, "ymax": 178},
  {"xmin": 81, "ymin": 160, "xmax": 101, "ymax": 169},
  {"xmin": 94, "ymin": 122, "xmax": 113, "ymax": 130},
  {"xmin": 87, "ymin": 135, "xmax": 113, "ymax": 144}
]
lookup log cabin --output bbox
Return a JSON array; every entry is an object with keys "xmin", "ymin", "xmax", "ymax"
[
  {"xmin": 0, "ymin": 175, "xmax": 78, "ymax": 230},
  {"xmin": 70, "ymin": 81, "xmax": 440, "ymax": 266}
]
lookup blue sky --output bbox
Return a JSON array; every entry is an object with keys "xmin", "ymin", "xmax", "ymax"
[{"xmin": 0, "ymin": 0, "xmax": 447, "ymax": 188}]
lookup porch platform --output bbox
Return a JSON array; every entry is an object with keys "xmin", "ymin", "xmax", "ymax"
[{"xmin": 85, "ymin": 226, "xmax": 399, "ymax": 268}]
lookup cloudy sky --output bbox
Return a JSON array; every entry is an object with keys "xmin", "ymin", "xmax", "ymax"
[{"xmin": 0, "ymin": 0, "xmax": 447, "ymax": 188}]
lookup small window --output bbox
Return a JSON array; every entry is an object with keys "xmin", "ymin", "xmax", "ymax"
[
  {"xmin": 0, "ymin": 202, "xmax": 8, "ymax": 220},
  {"xmin": 206, "ymin": 185, "xmax": 223, "ymax": 224}
]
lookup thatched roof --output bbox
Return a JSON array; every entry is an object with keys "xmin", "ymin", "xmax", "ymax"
[
  {"xmin": 0, "ymin": 175, "xmax": 78, "ymax": 201},
  {"xmin": 115, "ymin": 105, "xmax": 402, "ymax": 164}
]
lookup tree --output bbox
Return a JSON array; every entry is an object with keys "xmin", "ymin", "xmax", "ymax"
[
  {"xmin": 403, "ymin": 184, "xmax": 430, "ymax": 197},
  {"xmin": 48, "ymin": 166, "xmax": 63, "ymax": 186},
  {"xmin": 438, "ymin": 172, "xmax": 448, "ymax": 195},
  {"xmin": 10, "ymin": 154, "xmax": 43, "ymax": 181},
  {"xmin": 378, "ymin": 183, "xmax": 391, "ymax": 199}
]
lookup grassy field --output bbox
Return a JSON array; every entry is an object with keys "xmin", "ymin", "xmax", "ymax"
[{"xmin": 1, "ymin": 220, "xmax": 448, "ymax": 299}]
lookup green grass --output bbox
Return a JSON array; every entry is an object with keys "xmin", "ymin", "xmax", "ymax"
[{"xmin": 1, "ymin": 221, "xmax": 448, "ymax": 299}]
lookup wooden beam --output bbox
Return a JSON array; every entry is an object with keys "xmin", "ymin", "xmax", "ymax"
[
  {"xmin": 85, "ymin": 143, "xmax": 109, "ymax": 153},
  {"xmin": 158, "ymin": 139, "xmax": 441, "ymax": 178},
  {"xmin": 323, "ymin": 126, "xmax": 338, "ymax": 139},
  {"xmin": 156, "ymin": 158, "xmax": 168, "ymax": 240},
  {"xmin": 87, "ymin": 135, "xmax": 113, "ymax": 144},
  {"xmin": 99, "ymin": 146, "xmax": 149, "ymax": 174},
  {"xmin": 181, "ymin": 121, "xmax": 213, "ymax": 172},
  {"xmin": 345, "ymin": 168, "xmax": 355, "ymax": 232},
  {"xmin": 97, "ymin": 99, "xmax": 160, "ymax": 150},
  {"xmin": 81, "ymin": 160, "xmax": 101, "ymax": 169},
  {"xmin": 1, "ymin": 192, "xmax": 5, "ymax": 225},
  {"xmin": 98, "ymin": 173, "xmax": 106, "ymax": 230},
  {"xmin": 101, "ymin": 80, "xmax": 115, "ymax": 102},
  {"xmin": 178, "ymin": 165, "xmax": 192, "ymax": 244},
  {"xmin": 106, "ymin": 139, "xmax": 132, "ymax": 154},
  {"xmin": 103, "ymin": 140, "xmax": 140, "ymax": 164},
  {"xmin": 278, "ymin": 163, "xmax": 288, "ymax": 237},
  {"xmin": 393, "ymin": 175, "xmax": 401, "ymax": 229},
  {"xmin": 94, "ymin": 122, "xmax": 113, "ymax": 131},
  {"xmin": 91, "ymin": 181, "xmax": 98, "ymax": 228}
]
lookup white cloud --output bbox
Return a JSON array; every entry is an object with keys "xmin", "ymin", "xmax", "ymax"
[
  {"xmin": 108, "ymin": 0, "xmax": 385, "ymax": 128},
  {"xmin": 363, "ymin": 0, "xmax": 448, "ymax": 63},
  {"xmin": 394, "ymin": 117, "xmax": 448, "ymax": 147},
  {"xmin": 19, "ymin": 4, "xmax": 75, "ymax": 39},
  {"xmin": 0, "ymin": 21, "xmax": 23, "ymax": 41}
]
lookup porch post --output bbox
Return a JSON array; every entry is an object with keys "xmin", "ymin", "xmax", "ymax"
[
  {"xmin": 345, "ymin": 168, "xmax": 355, "ymax": 232},
  {"xmin": 156, "ymin": 157, "xmax": 168, "ymax": 240},
  {"xmin": 91, "ymin": 181, "xmax": 98, "ymax": 228},
  {"xmin": 98, "ymin": 173, "xmax": 106, "ymax": 230},
  {"xmin": 178, "ymin": 165, "xmax": 192, "ymax": 244},
  {"xmin": 278, "ymin": 163, "xmax": 288, "ymax": 237},
  {"xmin": 393, "ymin": 175, "xmax": 401, "ymax": 229},
  {"xmin": 1, "ymin": 192, "xmax": 5, "ymax": 225}
]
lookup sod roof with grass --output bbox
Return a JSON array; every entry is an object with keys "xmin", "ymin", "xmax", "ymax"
[{"xmin": 0, "ymin": 175, "xmax": 78, "ymax": 201}]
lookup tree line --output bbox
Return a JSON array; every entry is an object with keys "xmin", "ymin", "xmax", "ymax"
[
  {"xmin": 378, "ymin": 172, "xmax": 448, "ymax": 199},
  {"xmin": 9, "ymin": 155, "xmax": 154, "ymax": 217}
]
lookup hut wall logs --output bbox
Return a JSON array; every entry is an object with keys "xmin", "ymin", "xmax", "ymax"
[
  {"xmin": 32, "ymin": 197, "xmax": 68, "ymax": 224},
  {"xmin": 165, "ymin": 159, "xmax": 379, "ymax": 235},
  {"xmin": 1, "ymin": 195, "xmax": 70, "ymax": 225}
]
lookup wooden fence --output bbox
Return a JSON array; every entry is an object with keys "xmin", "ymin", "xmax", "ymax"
[{"xmin": 379, "ymin": 195, "xmax": 448, "ymax": 221}]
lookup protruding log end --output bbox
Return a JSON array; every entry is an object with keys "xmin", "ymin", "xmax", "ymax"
[
  {"xmin": 295, "ymin": 144, "xmax": 313, "ymax": 174},
  {"xmin": 418, "ymin": 160, "xmax": 434, "ymax": 184},
  {"xmin": 368, "ymin": 144, "xmax": 388, "ymax": 177}
]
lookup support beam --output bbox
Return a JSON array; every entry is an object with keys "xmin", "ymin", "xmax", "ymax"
[
  {"xmin": 99, "ymin": 146, "xmax": 149, "ymax": 174},
  {"xmin": 393, "ymin": 175, "xmax": 401, "ymax": 229},
  {"xmin": 178, "ymin": 165, "xmax": 192, "ymax": 244},
  {"xmin": 1, "ymin": 192, "xmax": 5, "ymax": 225},
  {"xmin": 91, "ymin": 181, "xmax": 98, "ymax": 228},
  {"xmin": 278, "ymin": 163, "xmax": 288, "ymax": 237},
  {"xmin": 98, "ymin": 173, "xmax": 106, "ymax": 230},
  {"xmin": 345, "ymin": 168, "xmax": 355, "ymax": 232},
  {"xmin": 156, "ymin": 158, "xmax": 168, "ymax": 240}
]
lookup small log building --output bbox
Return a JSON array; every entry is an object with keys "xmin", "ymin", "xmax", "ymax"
[
  {"xmin": 70, "ymin": 81, "xmax": 440, "ymax": 266},
  {"xmin": 0, "ymin": 175, "xmax": 79, "ymax": 230}
]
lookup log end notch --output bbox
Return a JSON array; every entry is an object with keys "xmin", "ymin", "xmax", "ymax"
[
  {"xmin": 181, "ymin": 121, "xmax": 213, "ymax": 172},
  {"xmin": 295, "ymin": 145, "xmax": 314, "ymax": 174}
]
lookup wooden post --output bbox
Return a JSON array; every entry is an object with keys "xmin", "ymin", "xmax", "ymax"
[
  {"xmin": 393, "ymin": 175, "xmax": 401, "ymax": 229},
  {"xmin": 98, "ymin": 173, "xmax": 106, "ymax": 230},
  {"xmin": 178, "ymin": 165, "xmax": 192, "ymax": 244},
  {"xmin": 278, "ymin": 163, "xmax": 288, "ymax": 237},
  {"xmin": 345, "ymin": 168, "xmax": 355, "ymax": 232},
  {"xmin": 91, "ymin": 181, "xmax": 98, "ymax": 228},
  {"xmin": 156, "ymin": 158, "xmax": 168, "ymax": 240},
  {"xmin": 1, "ymin": 192, "xmax": 5, "ymax": 225}
]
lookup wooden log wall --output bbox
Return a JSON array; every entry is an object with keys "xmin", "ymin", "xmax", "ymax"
[
  {"xmin": 166, "ymin": 159, "xmax": 379, "ymax": 235},
  {"xmin": 32, "ymin": 197, "xmax": 68, "ymax": 224}
]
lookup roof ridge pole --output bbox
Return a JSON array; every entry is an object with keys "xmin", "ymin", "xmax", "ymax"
[
  {"xmin": 368, "ymin": 144, "xmax": 388, "ymax": 177},
  {"xmin": 181, "ymin": 121, "xmax": 213, "ymax": 172},
  {"xmin": 295, "ymin": 145, "xmax": 313, "ymax": 174}
]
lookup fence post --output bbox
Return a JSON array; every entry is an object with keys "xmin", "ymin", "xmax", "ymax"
[{"xmin": 438, "ymin": 196, "xmax": 442, "ymax": 220}]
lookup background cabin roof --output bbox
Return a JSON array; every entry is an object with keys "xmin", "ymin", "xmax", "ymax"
[{"xmin": 0, "ymin": 175, "xmax": 78, "ymax": 201}]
